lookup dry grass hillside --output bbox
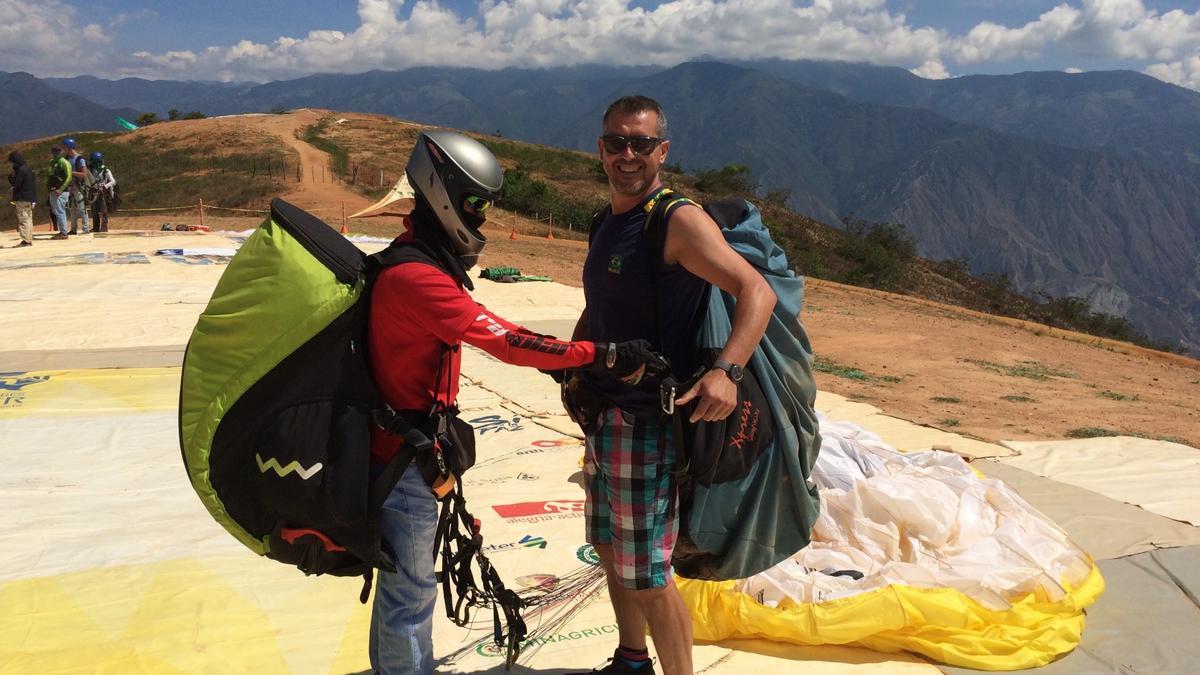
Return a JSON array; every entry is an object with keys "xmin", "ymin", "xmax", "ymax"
[{"xmin": 6, "ymin": 109, "xmax": 1198, "ymax": 447}]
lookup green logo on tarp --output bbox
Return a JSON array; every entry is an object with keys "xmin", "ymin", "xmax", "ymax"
[
  {"xmin": 475, "ymin": 623, "xmax": 619, "ymax": 657},
  {"xmin": 575, "ymin": 544, "xmax": 601, "ymax": 566}
]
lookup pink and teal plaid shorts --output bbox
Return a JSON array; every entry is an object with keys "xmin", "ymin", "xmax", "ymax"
[{"xmin": 583, "ymin": 407, "xmax": 678, "ymax": 590}]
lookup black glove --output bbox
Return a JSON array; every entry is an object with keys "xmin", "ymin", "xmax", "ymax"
[
  {"xmin": 590, "ymin": 340, "xmax": 670, "ymax": 379},
  {"xmin": 539, "ymin": 368, "xmax": 567, "ymax": 383}
]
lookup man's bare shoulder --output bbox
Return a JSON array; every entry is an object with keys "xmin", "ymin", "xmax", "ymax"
[{"xmin": 664, "ymin": 201, "xmax": 723, "ymax": 256}]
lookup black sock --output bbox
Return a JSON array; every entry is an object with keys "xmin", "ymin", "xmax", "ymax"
[{"xmin": 617, "ymin": 645, "xmax": 650, "ymax": 668}]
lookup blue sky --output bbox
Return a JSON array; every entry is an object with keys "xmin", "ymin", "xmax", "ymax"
[{"xmin": 3, "ymin": 0, "xmax": 1200, "ymax": 89}]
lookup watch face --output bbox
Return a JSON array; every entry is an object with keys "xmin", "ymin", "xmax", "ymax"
[{"xmin": 730, "ymin": 364, "xmax": 744, "ymax": 382}]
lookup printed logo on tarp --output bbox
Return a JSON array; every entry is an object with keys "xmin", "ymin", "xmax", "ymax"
[
  {"xmin": 471, "ymin": 472, "xmax": 540, "ymax": 485},
  {"xmin": 470, "ymin": 414, "xmax": 525, "ymax": 435},
  {"xmin": 575, "ymin": 544, "xmax": 601, "ymax": 566},
  {"xmin": 531, "ymin": 438, "xmax": 582, "ymax": 447},
  {"xmin": 0, "ymin": 372, "xmax": 51, "ymax": 408},
  {"xmin": 493, "ymin": 500, "xmax": 585, "ymax": 523},
  {"xmin": 483, "ymin": 534, "xmax": 548, "ymax": 554},
  {"xmin": 516, "ymin": 438, "xmax": 583, "ymax": 456},
  {"xmin": 515, "ymin": 574, "xmax": 560, "ymax": 591},
  {"xmin": 475, "ymin": 623, "xmax": 619, "ymax": 657}
]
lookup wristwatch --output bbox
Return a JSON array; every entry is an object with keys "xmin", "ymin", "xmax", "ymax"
[{"xmin": 711, "ymin": 358, "xmax": 744, "ymax": 383}]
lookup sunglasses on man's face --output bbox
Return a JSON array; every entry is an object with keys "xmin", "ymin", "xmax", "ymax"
[
  {"xmin": 463, "ymin": 195, "xmax": 493, "ymax": 217},
  {"xmin": 600, "ymin": 134, "xmax": 664, "ymax": 156}
]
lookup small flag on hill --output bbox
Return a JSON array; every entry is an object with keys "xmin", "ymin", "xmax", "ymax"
[{"xmin": 116, "ymin": 116, "xmax": 139, "ymax": 132}]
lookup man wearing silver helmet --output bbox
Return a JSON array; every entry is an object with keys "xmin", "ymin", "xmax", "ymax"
[{"xmin": 365, "ymin": 129, "xmax": 669, "ymax": 674}]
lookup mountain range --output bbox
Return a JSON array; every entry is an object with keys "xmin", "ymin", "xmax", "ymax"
[
  {"xmin": 0, "ymin": 72, "xmax": 136, "ymax": 145},
  {"xmin": 7, "ymin": 61, "xmax": 1199, "ymax": 352}
]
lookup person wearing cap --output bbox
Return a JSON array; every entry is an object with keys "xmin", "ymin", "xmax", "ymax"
[
  {"xmin": 62, "ymin": 138, "xmax": 91, "ymax": 235},
  {"xmin": 7, "ymin": 151, "xmax": 36, "ymax": 247},
  {"xmin": 46, "ymin": 146, "xmax": 72, "ymax": 240},
  {"xmin": 365, "ymin": 129, "xmax": 668, "ymax": 674}
]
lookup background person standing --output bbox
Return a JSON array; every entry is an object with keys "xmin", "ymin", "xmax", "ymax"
[
  {"xmin": 7, "ymin": 151, "xmax": 36, "ymax": 247},
  {"xmin": 47, "ymin": 146, "xmax": 71, "ymax": 240},
  {"xmin": 62, "ymin": 138, "xmax": 90, "ymax": 235},
  {"xmin": 87, "ymin": 151, "xmax": 116, "ymax": 232}
]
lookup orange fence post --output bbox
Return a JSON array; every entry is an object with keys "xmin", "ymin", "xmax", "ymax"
[
  {"xmin": 546, "ymin": 213, "xmax": 554, "ymax": 239},
  {"xmin": 340, "ymin": 201, "xmax": 348, "ymax": 234},
  {"xmin": 198, "ymin": 198, "xmax": 205, "ymax": 230}
]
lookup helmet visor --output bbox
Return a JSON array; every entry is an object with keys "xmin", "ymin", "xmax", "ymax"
[{"xmin": 463, "ymin": 195, "xmax": 494, "ymax": 218}]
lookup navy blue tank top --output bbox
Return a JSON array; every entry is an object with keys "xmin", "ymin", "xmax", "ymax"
[{"xmin": 582, "ymin": 191, "xmax": 709, "ymax": 415}]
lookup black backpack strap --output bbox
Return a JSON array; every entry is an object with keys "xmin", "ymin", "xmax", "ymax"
[
  {"xmin": 640, "ymin": 188, "xmax": 702, "ymax": 472},
  {"xmin": 368, "ymin": 236, "xmax": 474, "ymax": 291},
  {"xmin": 640, "ymin": 187, "xmax": 700, "ymax": 354},
  {"xmin": 588, "ymin": 206, "xmax": 611, "ymax": 245}
]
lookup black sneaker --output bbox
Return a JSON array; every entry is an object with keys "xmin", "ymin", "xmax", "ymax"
[
  {"xmin": 17, "ymin": 241, "xmax": 32, "ymax": 247},
  {"xmin": 50, "ymin": 233, "xmax": 68, "ymax": 240},
  {"xmin": 572, "ymin": 650, "xmax": 657, "ymax": 674}
]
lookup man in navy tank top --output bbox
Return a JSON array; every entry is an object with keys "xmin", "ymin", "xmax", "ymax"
[{"xmin": 571, "ymin": 96, "xmax": 777, "ymax": 675}]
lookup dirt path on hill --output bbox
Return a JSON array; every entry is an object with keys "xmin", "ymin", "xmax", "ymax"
[{"xmin": 27, "ymin": 109, "xmax": 1195, "ymax": 449}]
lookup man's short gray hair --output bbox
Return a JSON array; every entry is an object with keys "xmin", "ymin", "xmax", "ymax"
[{"xmin": 603, "ymin": 95, "xmax": 667, "ymax": 137}]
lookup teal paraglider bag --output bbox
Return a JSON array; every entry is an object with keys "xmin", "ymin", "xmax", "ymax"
[{"xmin": 643, "ymin": 195, "xmax": 823, "ymax": 581}]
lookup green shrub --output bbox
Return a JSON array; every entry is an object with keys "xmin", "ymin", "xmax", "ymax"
[
  {"xmin": 1066, "ymin": 427, "xmax": 1119, "ymax": 439},
  {"xmin": 836, "ymin": 218, "xmax": 916, "ymax": 290},
  {"xmin": 695, "ymin": 164, "xmax": 754, "ymax": 195},
  {"xmin": 499, "ymin": 166, "xmax": 602, "ymax": 234}
]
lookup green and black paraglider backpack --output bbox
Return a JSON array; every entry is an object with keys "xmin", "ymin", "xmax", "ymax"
[
  {"xmin": 179, "ymin": 198, "xmax": 406, "ymax": 586},
  {"xmin": 179, "ymin": 198, "xmax": 529, "ymax": 663}
]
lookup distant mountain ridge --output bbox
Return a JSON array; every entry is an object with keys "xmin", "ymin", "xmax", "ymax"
[
  {"xmin": 744, "ymin": 60, "xmax": 1200, "ymax": 180},
  {"xmin": 21, "ymin": 61, "xmax": 1200, "ymax": 351},
  {"xmin": 45, "ymin": 75, "xmax": 252, "ymax": 119},
  {"xmin": 0, "ymin": 72, "xmax": 136, "ymax": 144}
]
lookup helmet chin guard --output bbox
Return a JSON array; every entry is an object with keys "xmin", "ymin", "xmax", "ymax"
[{"xmin": 405, "ymin": 131, "xmax": 503, "ymax": 261}]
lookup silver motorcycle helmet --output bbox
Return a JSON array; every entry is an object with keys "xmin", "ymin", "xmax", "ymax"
[{"xmin": 406, "ymin": 130, "xmax": 503, "ymax": 264}]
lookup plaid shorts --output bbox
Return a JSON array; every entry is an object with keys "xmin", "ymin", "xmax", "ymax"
[{"xmin": 584, "ymin": 407, "xmax": 678, "ymax": 590}]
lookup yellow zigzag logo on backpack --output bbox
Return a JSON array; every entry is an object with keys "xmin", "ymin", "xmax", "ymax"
[{"xmin": 255, "ymin": 454, "xmax": 324, "ymax": 480}]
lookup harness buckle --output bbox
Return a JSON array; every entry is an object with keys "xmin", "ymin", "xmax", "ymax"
[
  {"xmin": 660, "ymin": 382, "xmax": 676, "ymax": 416},
  {"xmin": 373, "ymin": 404, "xmax": 398, "ymax": 431}
]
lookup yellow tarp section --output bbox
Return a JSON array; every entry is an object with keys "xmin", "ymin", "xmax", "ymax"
[
  {"xmin": 0, "ymin": 368, "xmax": 179, "ymax": 416},
  {"xmin": 0, "ymin": 555, "xmax": 372, "ymax": 674}
]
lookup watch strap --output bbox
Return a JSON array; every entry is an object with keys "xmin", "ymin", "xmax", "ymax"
[{"xmin": 712, "ymin": 358, "xmax": 743, "ymax": 381}]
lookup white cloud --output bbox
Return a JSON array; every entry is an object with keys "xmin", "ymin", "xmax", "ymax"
[
  {"xmin": 1145, "ymin": 54, "xmax": 1200, "ymax": 90},
  {"xmin": 911, "ymin": 59, "xmax": 950, "ymax": 79},
  {"xmin": 1064, "ymin": 66, "xmax": 1083, "ymax": 73},
  {"xmin": 6, "ymin": 0, "xmax": 1200, "ymax": 92},
  {"xmin": 109, "ymin": 0, "xmax": 948, "ymax": 81},
  {"xmin": 951, "ymin": 5, "xmax": 1082, "ymax": 64},
  {"xmin": 0, "ymin": 1, "xmax": 110, "ymax": 75}
]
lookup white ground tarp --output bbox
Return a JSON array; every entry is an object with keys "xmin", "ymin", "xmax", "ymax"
[{"xmin": 2, "ymin": 227, "xmax": 1197, "ymax": 673}]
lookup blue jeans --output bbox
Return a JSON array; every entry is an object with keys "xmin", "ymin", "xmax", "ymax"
[
  {"xmin": 69, "ymin": 191, "xmax": 89, "ymax": 233},
  {"xmin": 50, "ymin": 191, "xmax": 69, "ymax": 235},
  {"xmin": 370, "ymin": 463, "xmax": 438, "ymax": 674}
]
